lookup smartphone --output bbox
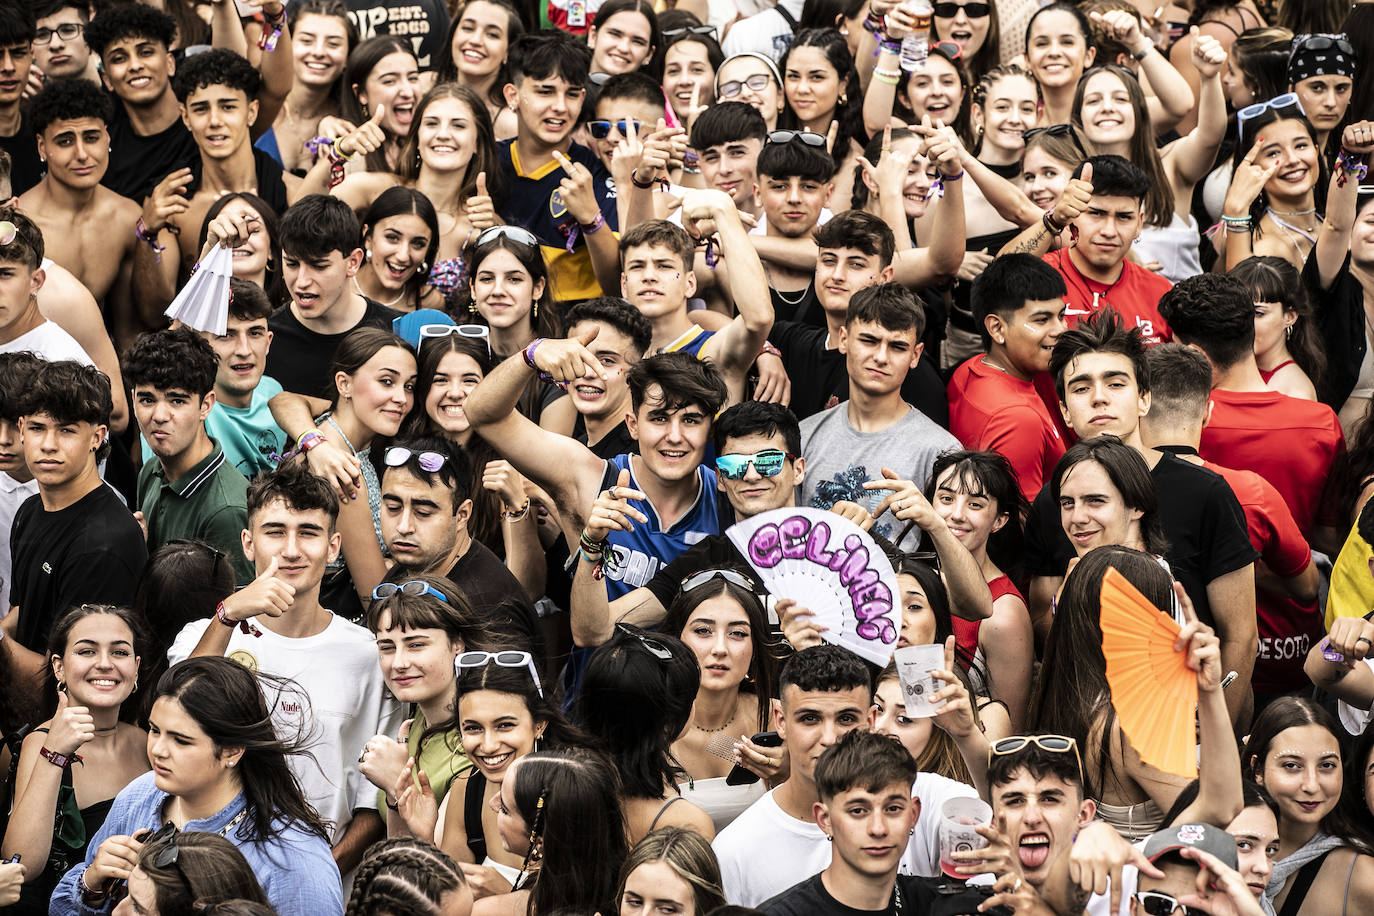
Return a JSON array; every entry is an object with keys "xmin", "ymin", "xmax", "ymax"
[{"xmin": 725, "ymin": 731, "xmax": 782, "ymax": 786}]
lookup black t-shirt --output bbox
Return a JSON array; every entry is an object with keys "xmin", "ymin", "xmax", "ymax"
[
  {"xmin": 266, "ymin": 298, "xmax": 401, "ymax": 398},
  {"xmin": 1302, "ymin": 249, "xmax": 1364, "ymax": 410},
  {"xmin": 102, "ymin": 99, "xmax": 198, "ymax": 202},
  {"xmin": 770, "ymin": 319, "xmax": 950, "ymax": 427},
  {"xmin": 1024, "ymin": 450, "xmax": 1257, "ymax": 626},
  {"xmin": 573, "ymin": 416, "xmax": 638, "ymax": 459},
  {"xmin": 761, "ymin": 873, "xmax": 994, "ymax": 916},
  {"xmin": 442, "ymin": 540, "xmax": 543, "ymax": 655},
  {"xmin": 641, "ymin": 534, "xmax": 756, "ymax": 610},
  {"xmin": 9, "ymin": 485, "xmax": 148, "ymax": 652},
  {"xmin": 0, "ymin": 108, "xmax": 43, "ymax": 196},
  {"xmin": 343, "ymin": 0, "xmax": 450, "ymax": 69},
  {"xmin": 771, "ymin": 280, "xmax": 823, "ymax": 326}
]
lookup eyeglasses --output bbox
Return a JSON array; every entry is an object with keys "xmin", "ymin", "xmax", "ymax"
[
  {"xmin": 1022, "ymin": 123, "xmax": 1089, "ymax": 161},
  {"xmin": 681, "ymin": 567, "xmax": 756, "ymax": 592},
  {"xmin": 1134, "ymin": 892, "xmax": 1205, "ymax": 916},
  {"xmin": 455, "ymin": 650, "xmax": 543, "ymax": 697},
  {"xmin": 0, "ymin": 221, "xmax": 17, "ymax": 246},
  {"xmin": 715, "ymin": 448, "xmax": 796, "ymax": 480},
  {"xmin": 371, "ymin": 580, "xmax": 451, "ymax": 603},
  {"xmin": 475, "ymin": 225, "xmax": 539, "ymax": 249},
  {"xmin": 588, "ymin": 119, "xmax": 645, "ymax": 139},
  {"xmin": 384, "ymin": 447, "xmax": 449, "ymax": 473},
  {"xmin": 990, "ymin": 735, "xmax": 1084, "ymax": 785},
  {"xmin": 718, "ymin": 73, "xmax": 773, "ymax": 99},
  {"xmin": 420, "ymin": 323, "xmax": 491, "ymax": 354},
  {"xmin": 933, "ymin": 1, "xmax": 990, "ymax": 16},
  {"xmin": 664, "ymin": 25, "xmax": 717, "ymax": 41},
  {"xmin": 34, "ymin": 23, "xmax": 83, "ymax": 45},
  {"xmin": 617, "ymin": 623, "xmax": 674, "ymax": 661},
  {"xmin": 766, "ymin": 129, "xmax": 826, "ymax": 148}
]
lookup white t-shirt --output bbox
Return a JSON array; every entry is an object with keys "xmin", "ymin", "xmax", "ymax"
[
  {"xmin": 720, "ymin": 0, "xmax": 803, "ymax": 61},
  {"xmin": 0, "ymin": 472, "xmax": 39, "ymax": 612},
  {"xmin": 0, "ymin": 319, "xmax": 93, "ymax": 365},
  {"xmin": 169, "ymin": 613, "xmax": 404, "ymax": 843}
]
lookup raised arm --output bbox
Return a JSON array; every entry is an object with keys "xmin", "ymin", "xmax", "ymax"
[
  {"xmin": 1315, "ymin": 121, "xmax": 1374, "ymax": 288},
  {"xmin": 1305, "ymin": 615, "xmax": 1374, "ymax": 711},
  {"xmin": 1221, "ymin": 135, "xmax": 1276, "ymax": 270},
  {"xmin": 860, "ymin": 6, "xmax": 912, "ymax": 136},
  {"xmin": 694, "ymin": 189, "xmax": 774, "ymax": 383},
  {"xmin": 999, "ymin": 163, "xmax": 1093, "ymax": 257},
  {"xmin": 1090, "ymin": 10, "xmax": 1193, "ymax": 132},
  {"xmin": 551, "ymin": 150, "xmax": 621, "ymax": 296},
  {"xmin": 1164, "ymin": 29, "xmax": 1228, "ymax": 192},
  {"xmin": 892, "ymin": 120, "xmax": 965, "ymax": 287}
]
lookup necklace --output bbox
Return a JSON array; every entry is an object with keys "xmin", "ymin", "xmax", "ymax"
[
  {"xmin": 1268, "ymin": 205, "xmax": 1316, "ymax": 217},
  {"xmin": 694, "ymin": 706, "xmax": 737, "ymax": 733},
  {"xmin": 353, "ymin": 275, "xmax": 406, "ymax": 308}
]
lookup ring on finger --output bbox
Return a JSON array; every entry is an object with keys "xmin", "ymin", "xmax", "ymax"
[{"xmin": 1012, "ymin": 878, "xmax": 1022, "ymax": 892}]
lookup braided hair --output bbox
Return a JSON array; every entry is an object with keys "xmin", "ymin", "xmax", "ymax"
[{"xmin": 345, "ymin": 838, "xmax": 467, "ymax": 916}]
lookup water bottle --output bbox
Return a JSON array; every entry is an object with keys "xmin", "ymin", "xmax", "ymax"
[{"xmin": 898, "ymin": 0, "xmax": 934, "ymax": 71}]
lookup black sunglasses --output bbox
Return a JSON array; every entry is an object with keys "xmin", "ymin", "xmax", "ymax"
[{"xmin": 933, "ymin": 2, "xmax": 990, "ymax": 17}]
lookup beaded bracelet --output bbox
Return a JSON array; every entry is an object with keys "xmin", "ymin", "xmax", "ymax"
[
  {"xmin": 877, "ymin": 38, "xmax": 902, "ymax": 56},
  {"xmin": 1221, "ymin": 214, "xmax": 1253, "ymax": 232},
  {"xmin": 134, "ymin": 217, "xmax": 166, "ymax": 263},
  {"xmin": 503, "ymin": 498, "xmax": 531, "ymax": 521},
  {"xmin": 1336, "ymin": 148, "xmax": 1369, "ymax": 188}
]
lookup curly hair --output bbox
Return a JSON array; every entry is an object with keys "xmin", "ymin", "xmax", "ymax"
[
  {"xmin": 171, "ymin": 48, "xmax": 261, "ymax": 103},
  {"xmin": 84, "ymin": 4, "xmax": 176, "ymax": 56},
  {"xmin": 30, "ymin": 77, "xmax": 113, "ymax": 136},
  {"xmin": 122, "ymin": 326, "xmax": 219, "ymax": 399}
]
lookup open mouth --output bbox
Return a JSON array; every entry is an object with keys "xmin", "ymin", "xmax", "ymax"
[
  {"xmin": 1019, "ymin": 834, "xmax": 1050, "ymax": 868},
  {"xmin": 88, "ymin": 678, "xmax": 122, "ymax": 690},
  {"xmin": 476, "ymin": 751, "xmax": 513, "ymax": 770}
]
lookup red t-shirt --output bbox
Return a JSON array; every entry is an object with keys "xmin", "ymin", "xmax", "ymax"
[
  {"xmin": 947, "ymin": 357, "xmax": 1066, "ymax": 501},
  {"xmin": 953, "ymin": 574, "xmax": 1024, "ymax": 666},
  {"xmin": 1203, "ymin": 459, "xmax": 1320, "ymax": 693},
  {"xmin": 1042, "ymin": 248, "xmax": 1173, "ymax": 344},
  {"xmin": 1199, "ymin": 389, "xmax": 1345, "ymax": 537}
]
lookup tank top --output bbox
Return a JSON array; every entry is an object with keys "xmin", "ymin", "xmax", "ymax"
[
  {"xmin": 1259, "ymin": 360, "xmax": 1296, "ymax": 385},
  {"xmin": 951, "ymin": 574, "xmax": 1024, "ymax": 665}
]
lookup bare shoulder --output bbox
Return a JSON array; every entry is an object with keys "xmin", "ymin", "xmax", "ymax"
[
  {"xmin": 471, "ymin": 889, "xmax": 529, "ymax": 916},
  {"xmin": 36, "ymin": 260, "xmax": 101, "ymax": 322}
]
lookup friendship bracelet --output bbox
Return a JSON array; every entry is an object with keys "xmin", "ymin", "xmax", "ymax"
[
  {"xmin": 215, "ymin": 601, "xmax": 263, "ymax": 638},
  {"xmin": 134, "ymin": 217, "xmax": 166, "ymax": 263},
  {"xmin": 1043, "ymin": 210, "xmax": 1066, "ymax": 234},
  {"xmin": 877, "ymin": 38, "xmax": 902, "ymax": 56},
  {"xmin": 258, "ymin": 18, "xmax": 284, "ymax": 51},
  {"xmin": 579, "ymin": 530, "xmax": 606, "ymax": 555},
  {"xmin": 873, "ymin": 71, "xmax": 900, "ymax": 85},
  {"xmin": 1336, "ymin": 148, "xmax": 1369, "ymax": 187},
  {"xmin": 1221, "ymin": 213, "xmax": 1253, "ymax": 232},
  {"xmin": 503, "ymin": 498, "xmax": 531, "ymax": 521},
  {"xmin": 579, "ymin": 211, "xmax": 606, "ymax": 234},
  {"xmin": 305, "ymin": 136, "xmax": 335, "ymax": 158}
]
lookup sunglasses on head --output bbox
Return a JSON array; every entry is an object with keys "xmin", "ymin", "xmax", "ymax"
[
  {"xmin": 766, "ymin": 129, "xmax": 826, "ymax": 147},
  {"xmin": 0, "ymin": 221, "xmax": 17, "ymax": 247},
  {"xmin": 617, "ymin": 623, "xmax": 674, "ymax": 661},
  {"xmin": 1292, "ymin": 33, "xmax": 1355, "ymax": 57},
  {"xmin": 1134, "ymin": 892, "xmax": 1205, "ymax": 916},
  {"xmin": 456, "ymin": 649, "xmax": 544, "ymax": 697},
  {"xmin": 420, "ymin": 322, "xmax": 491, "ymax": 354},
  {"xmin": 371, "ymin": 580, "xmax": 451, "ymax": 603},
  {"xmin": 1237, "ymin": 93, "xmax": 1304, "ymax": 142},
  {"xmin": 588, "ymin": 118, "xmax": 645, "ymax": 139},
  {"xmin": 989, "ymin": 734, "xmax": 1084, "ymax": 786},
  {"xmin": 1022, "ymin": 123, "xmax": 1088, "ymax": 160},
  {"xmin": 664, "ymin": 25, "xmax": 717, "ymax": 40},
  {"xmin": 384, "ymin": 447, "xmax": 448, "ymax": 473},
  {"xmin": 714, "ymin": 448, "xmax": 795, "ymax": 480},
  {"xmin": 475, "ymin": 225, "xmax": 539, "ymax": 249},
  {"xmin": 681, "ymin": 567, "xmax": 756, "ymax": 593},
  {"xmin": 930, "ymin": 40, "xmax": 963, "ymax": 62},
  {"xmin": 718, "ymin": 73, "xmax": 773, "ymax": 98},
  {"xmin": 933, "ymin": 2, "xmax": 990, "ymax": 17},
  {"xmin": 144, "ymin": 822, "xmax": 192, "ymax": 892}
]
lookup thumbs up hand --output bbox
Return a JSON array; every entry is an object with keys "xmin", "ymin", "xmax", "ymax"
[
  {"xmin": 338, "ymin": 104, "xmax": 387, "ymax": 160},
  {"xmin": 467, "ymin": 171, "xmax": 497, "ymax": 231}
]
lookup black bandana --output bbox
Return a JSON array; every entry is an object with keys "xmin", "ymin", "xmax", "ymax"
[{"xmin": 1287, "ymin": 33, "xmax": 1357, "ymax": 85}]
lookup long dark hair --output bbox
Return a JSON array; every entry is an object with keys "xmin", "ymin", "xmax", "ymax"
[
  {"xmin": 661, "ymin": 574, "xmax": 782, "ymax": 734},
  {"xmin": 343, "ymin": 36, "xmax": 419, "ymax": 173},
  {"xmin": 899, "ymin": 45, "xmax": 974, "ymax": 148},
  {"xmin": 132, "ymin": 540, "xmax": 235, "ymax": 698},
  {"xmin": 397, "ymin": 82, "xmax": 501, "ymax": 207},
  {"xmin": 1071, "ymin": 65, "xmax": 1172, "ymax": 228},
  {"xmin": 852, "ymin": 126, "xmax": 917, "ymax": 212},
  {"xmin": 454, "ymin": 234, "xmax": 559, "ymax": 341},
  {"xmin": 1243, "ymin": 697, "xmax": 1374, "ymax": 855},
  {"xmin": 44, "ymin": 603, "xmax": 151, "ymax": 725},
  {"xmin": 511, "ymin": 749, "xmax": 628, "ymax": 916},
  {"xmin": 138, "ymin": 832, "xmax": 271, "ymax": 913},
  {"xmin": 328, "ymin": 327, "xmax": 416, "ymax": 411},
  {"xmin": 434, "ymin": 0, "xmax": 524, "ymax": 104},
  {"xmin": 155, "ymin": 658, "xmax": 331, "ymax": 843},
  {"xmin": 935, "ymin": 0, "xmax": 1001, "ymax": 82},
  {"xmin": 573, "ymin": 625, "xmax": 699, "ymax": 799},
  {"xmin": 778, "ymin": 28, "xmax": 867, "ymax": 155},
  {"xmin": 199, "ymin": 193, "xmax": 287, "ymax": 307},
  {"xmin": 925, "ymin": 449, "xmax": 1027, "ymax": 576},
  {"xmin": 1228, "ymin": 256, "xmax": 1325, "ymax": 386},
  {"xmin": 360, "ymin": 187, "xmax": 442, "ymax": 309},
  {"xmin": 1229, "ymin": 105, "xmax": 1326, "ymax": 236},
  {"xmin": 1027, "ymin": 545, "xmax": 1175, "ymax": 801},
  {"xmin": 455, "ymin": 663, "xmax": 590, "ymax": 754},
  {"xmin": 289, "ymin": 0, "xmax": 359, "ymax": 112},
  {"xmin": 1051, "ymin": 436, "xmax": 1168, "ymax": 557}
]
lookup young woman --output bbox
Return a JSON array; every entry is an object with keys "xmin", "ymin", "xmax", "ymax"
[
  {"xmin": 113, "ymin": 832, "xmax": 273, "ymax": 916},
  {"xmin": 1018, "ymin": 123, "xmax": 1092, "ymax": 226},
  {"xmin": 1052, "ymin": 434, "xmax": 1167, "ymax": 562},
  {"xmin": 1221, "ymin": 105, "xmax": 1325, "ymax": 270},
  {"xmin": 616, "ymin": 827, "xmax": 727, "ymax": 916},
  {"xmin": 587, "ymin": 0, "xmax": 658, "ymax": 77},
  {"xmin": 434, "ymin": 0, "xmax": 524, "ymax": 139},
  {"xmin": 50, "ymin": 658, "xmax": 340, "ymax": 916},
  {"xmin": 341, "ymin": 36, "xmax": 423, "ymax": 174},
  {"xmin": 1243, "ymin": 698, "xmax": 1374, "ymax": 914},
  {"xmin": 472, "ymin": 749, "xmax": 628, "ymax": 916},
  {"xmin": 1229, "ymin": 256, "xmax": 1324, "ymax": 401},
  {"xmin": 1026, "ymin": 3, "xmax": 1098, "ymax": 126},
  {"xmin": 354, "ymin": 188, "xmax": 441, "ymax": 313},
  {"xmin": 715, "ymin": 53, "xmax": 785, "ymax": 131},
  {"xmin": 852, "ymin": 127, "xmax": 936, "ymax": 230},
  {"xmin": 926, "ymin": 451, "xmax": 1034, "ymax": 732},
  {"xmin": 934, "ymin": 0, "xmax": 1000, "ymax": 83},
  {"xmin": 575, "ymin": 626, "xmax": 716, "ymax": 842},
  {"xmin": 662, "ymin": 28, "xmax": 723, "ymax": 127},
  {"xmin": 1163, "ymin": 780, "xmax": 1282, "ymax": 902},
  {"xmin": 778, "ymin": 28, "xmax": 865, "ymax": 208},
  {"xmin": 262, "ymin": 0, "xmax": 357, "ymax": 173},
  {"xmin": 1352, "ymin": 728, "xmax": 1374, "ymax": 821},
  {"xmin": 1073, "ymin": 50, "xmax": 1229, "ymax": 282},
  {"xmin": 864, "ymin": 36, "xmax": 973, "ymax": 147},
  {"xmin": 661, "ymin": 571, "xmax": 782, "ymax": 832},
  {"xmin": 196, "ymin": 193, "xmax": 288, "ymax": 306},
  {"xmin": 346, "ymin": 837, "xmax": 472, "ymax": 916},
  {"xmin": 4, "ymin": 606, "xmax": 149, "ymax": 913},
  {"xmin": 1222, "ymin": 27, "xmax": 1294, "ymax": 111}
]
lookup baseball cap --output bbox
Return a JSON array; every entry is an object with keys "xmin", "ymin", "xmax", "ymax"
[{"xmin": 1142, "ymin": 823, "xmax": 1239, "ymax": 871}]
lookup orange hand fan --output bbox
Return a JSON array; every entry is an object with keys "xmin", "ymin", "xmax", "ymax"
[{"xmin": 1099, "ymin": 567, "xmax": 1198, "ymax": 779}]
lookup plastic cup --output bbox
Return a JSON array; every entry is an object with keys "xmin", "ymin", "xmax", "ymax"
[
  {"xmin": 938, "ymin": 797, "xmax": 992, "ymax": 879},
  {"xmin": 893, "ymin": 643, "xmax": 947, "ymax": 718}
]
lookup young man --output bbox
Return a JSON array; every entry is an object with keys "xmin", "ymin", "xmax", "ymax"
[
  {"xmin": 799, "ymin": 282, "xmax": 960, "ymax": 548},
  {"xmin": 949, "ymin": 253, "xmax": 1069, "ymax": 501},
  {"xmin": 0, "ymin": 208, "xmax": 92, "ymax": 367},
  {"xmin": 84, "ymin": 5, "xmax": 198, "ymax": 202},
  {"xmin": 585, "ymin": 71, "xmax": 667, "ymax": 176},
  {"xmin": 19, "ymin": 78, "xmax": 156, "ymax": 351},
  {"xmin": 559, "ymin": 297, "xmax": 651, "ymax": 457},
  {"xmin": 620, "ymin": 208, "xmax": 773, "ymax": 405},
  {"xmin": 1028, "ymin": 311, "xmax": 1257, "ymax": 719},
  {"xmin": 32, "ymin": 0, "xmax": 99, "ymax": 85},
  {"xmin": 1039, "ymin": 155, "xmax": 1171, "ymax": 345},
  {"xmin": 1157, "ymin": 273, "xmax": 1344, "ymax": 545},
  {"xmin": 265, "ymin": 194, "xmax": 402, "ymax": 398},
  {"xmin": 769, "ymin": 210, "xmax": 949, "ymax": 424},
  {"xmin": 0, "ymin": 3, "xmax": 41, "ymax": 196},
  {"xmin": 690, "ymin": 101, "xmax": 766, "ymax": 220},
  {"xmin": 496, "ymin": 30, "xmax": 619, "ymax": 301},
  {"xmin": 0, "ymin": 351, "xmax": 41, "ymax": 615},
  {"xmin": 4, "ymin": 359, "xmax": 146, "ymax": 685},
  {"xmin": 379, "ymin": 435, "xmax": 541, "ymax": 648},
  {"xmin": 1142, "ymin": 343, "xmax": 1320, "ymax": 701},
  {"xmin": 172, "ymin": 462, "xmax": 402, "ymax": 871},
  {"xmin": 712, "ymin": 645, "xmax": 873, "ymax": 907},
  {"xmin": 124, "ymin": 327, "xmax": 253, "ymax": 583}
]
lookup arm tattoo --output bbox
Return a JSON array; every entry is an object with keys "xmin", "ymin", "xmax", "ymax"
[{"xmin": 1011, "ymin": 225, "xmax": 1051, "ymax": 255}]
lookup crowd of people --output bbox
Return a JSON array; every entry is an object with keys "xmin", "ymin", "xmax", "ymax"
[{"xmin": 3, "ymin": 0, "xmax": 1374, "ymax": 913}]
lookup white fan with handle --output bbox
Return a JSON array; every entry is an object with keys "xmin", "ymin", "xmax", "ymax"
[{"xmin": 164, "ymin": 243, "xmax": 234, "ymax": 336}]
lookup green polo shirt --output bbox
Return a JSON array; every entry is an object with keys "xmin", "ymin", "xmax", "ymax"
[{"xmin": 137, "ymin": 438, "xmax": 254, "ymax": 584}]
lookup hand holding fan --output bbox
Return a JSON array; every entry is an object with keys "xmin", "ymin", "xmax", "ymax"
[
  {"xmin": 727, "ymin": 507, "xmax": 900, "ymax": 666},
  {"xmin": 165, "ymin": 243, "xmax": 233, "ymax": 336},
  {"xmin": 1099, "ymin": 567, "xmax": 1198, "ymax": 779}
]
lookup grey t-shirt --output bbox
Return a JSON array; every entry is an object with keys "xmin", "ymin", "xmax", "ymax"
[{"xmin": 799, "ymin": 403, "xmax": 960, "ymax": 549}]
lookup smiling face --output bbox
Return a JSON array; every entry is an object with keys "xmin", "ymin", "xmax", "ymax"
[
  {"xmin": 896, "ymin": 572, "xmax": 937, "ymax": 649},
  {"xmin": 1292, "ymin": 73, "xmax": 1351, "ymax": 133},
  {"xmin": 1254, "ymin": 119, "xmax": 1319, "ymax": 199},
  {"xmin": 1058, "ymin": 350, "xmax": 1149, "ymax": 441},
  {"xmin": 932, "ymin": 466, "xmax": 1007, "ymax": 557},
  {"xmin": 380, "ymin": 465, "xmax": 466, "ymax": 573},
  {"xmin": 992, "ymin": 769, "xmax": 1093, "ymax": 887},
  {"xmin": 337, "ymin": 345, "xmax": 416, "ymax": 437},
  {"xmin": 284, "ymin": 247, "xmax": 363, "ymax": 319},
  {"xmin": 590, "ymin": 10, "xmax": 654, "ymax": 75},
  {"xmin": 453, "ymin": 0, "xmax": 509, "ymax": 80},
  {"xmin": 1057, "ymin": 458, "xmax": 1142, "ymax": 556},
  {"xmin": 52, "ymin": 612, "xmax": 139, "ymax": 710},
  {"xmin": 425, "ymin": 349, "xmax": 484, "ymax": 436},
  {"xmin": 417, "ymin": 95, "xmax": 479, "ymax": 174},
  {"xmin": 902, "ymin": 54, "xmax": 961, "ymax": 124},
  {"xmin": 776, "ymin": 683, "xmax": 870, "ymax": 784},
  {"xmin": 1354, "ymin": 198, "xmax": 1374, "ymax": 271},
  {"xmin": 870, "ymin": 675, "xmax": 934, "ymax": 760},
  {"xmin": 292, "ymin": 13, "xmax": 349, "ymax": 90},
  {"xmin": 215, "ymin": 199, "xmax": 272, "ymax": 280},
  {"xmin": 839, "ymin": 319, "xmax": 921, "ymax": 398},
  {"xmin": 1257, "ymin": 724, "xmax": 1344, "ymax": 830},
  {"xmin": 758, "ymin": 171, "xmax": 831, "ymax": 239},
  {"xmin": 716, "ymin": 57, "xmax": 783, "ymax": 127},
  {"xmin": 507, "ymin": 73, "xmax": 584, "ymax": 146},
  {"xmin": 1020, "ymin": 147, "xmax": 1072, "ymax": 211},
  {"xmin": 243, "ymin": 497, "xmax": 340, "ymax": 592},
  {"xmin": 975, "ymin": 74, "xmax": 1037, "ymax": 154},
  {"xmin": 664, "ymin": 40, "xmax": 715, "ymax": 116},
  {"xmin": 679, "ymin": 593, "xmax": 754, "ymax": 692},
  {"xmin": 620, "ymin": 860, "xmax": 698, "ymax": 916},
  {"xmin": 784, "ymin": 46, "xmax": 841, "ymax": 126},
  {"xmin": 818, "ymin": 778, "xmax": 918, "ymax": 879},
  {"xmin": 461, "ymin": 689, "xmax": 543, "ymax": 783},
  {"xmin": 373, "ymin": 609, "xmax": 461, "ymax": 707},
  {"xmin": 147, "ymin": 695, "xmax": 240, "ymax": 798},
  {"xmin": 494, "ymin": 758, "xmax": 531, "ymax": 853},
  {"xmin": 133, "ymin": 384, "xmax": 211, "ymax": 463},
  {"xmin": 626, "ymin": 387, "xmax": 711, "ymax": 482},
  {"xmin": 472, "ymin": 246, "xmax": 543, "ymax": 333},
  {"xmin": 990, "ymin": 296, "xmax": 1068, "ymax": 378},
  {"xmin": 1078, "ymin": 70, "xmax": 1134, "ymax": 149},
  {"xmin": 1228, "ymin": 804, "xmax": 1279, "ymax": 899},
  {"xmin": 566, "ymin": 319, "xmax": 635, "ymax": 420},
  {"xmin": 358, "ymin": 50, "xmax": 421, "ymax": 137},
  {"xmin": 365, "ymin": 213, "xmax": 433, "ymax": 293},
  {"xmin": 99, "ymin": 35, "xmax": 174, "ymax": 107},
  {"xmin": 716, "ymin": 430, "xmax": 803, "ymax": 518},
  {"xmin": 815, "ymin": 248, "xmax": 890, "ymax": 319},
  {"xmin": 37, "ymin": 116, "xmax": 109, "ymax": 188},
  {"xmin": 182, "ymin": 83, "xmax": 258, "ymax": 161},
  {"xmin": 1026, "ymin": 10, "xmax": 1093, "ymax": 90},
  {"xmin": 698, "ymin": 135, "xmax": 762, "ymax": 209},
  {"xmin": 21, "ymin": 411, "xmax": 103, "ymax": 489}
]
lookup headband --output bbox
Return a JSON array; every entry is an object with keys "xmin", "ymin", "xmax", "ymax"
[
  {"xmin": 1287, "ymin": 33, "xmax": 1357, "ymax": 85},
  {"xmin": 715, "ymin": 51, "xmax": 782, "ymax": 94}
]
